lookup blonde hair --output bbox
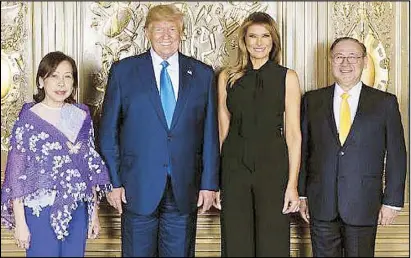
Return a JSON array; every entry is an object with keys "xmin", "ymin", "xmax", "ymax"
[
  {"xmin": 145, "ymin": 4, "xmax": 184, "ymax": 32},
  {"xmin": 227, "ymin": 12, "xmax": 281, "ymax": 87}
]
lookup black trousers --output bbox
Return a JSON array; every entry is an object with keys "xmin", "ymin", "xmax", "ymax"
[
  {"xmin": 220, "ymin": 164, "xmax": 290, "ymax": 257},
  {"xmin": 310, "ymin": 217, "xmax": 378, "ymax": 257}
]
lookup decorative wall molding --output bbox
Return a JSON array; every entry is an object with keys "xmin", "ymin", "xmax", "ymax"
[
  {"xmin": 82, "ymin": 2, "xmax": 274, "ymax": 119},
  {"xmin": 332, "ymin": 1, "xmax": 393, "ymax": 91},
  {"xmin": 1, "ymin": 2, "xmax": 29, "ymax": 151}
]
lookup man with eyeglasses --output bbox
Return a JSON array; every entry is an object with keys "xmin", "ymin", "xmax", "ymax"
[{"xmin": 298, "ymin": 36, "xmax": 406, "ymax": 257}]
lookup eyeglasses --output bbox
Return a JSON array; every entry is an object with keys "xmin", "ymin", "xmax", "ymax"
[{"xmin": 332, "ymin": 55, "xmax": 364, "ymax": 64}]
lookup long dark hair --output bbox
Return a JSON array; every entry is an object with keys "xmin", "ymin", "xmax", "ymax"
[
  {"xmin": 33, "ymin": 51, "xmax": 78, "ymax": 103},
  {"xmin": 227, "ymin": 12, "xmax": 282, "ymax": 87}
]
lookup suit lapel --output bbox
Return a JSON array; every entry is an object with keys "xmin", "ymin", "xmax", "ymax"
[
  {"xmin": 140, "ymin": 51, "xmax": 168, "ymax": 129},
  {"xmin": 170, "ymin": 53, "xmax": 193, "ymax": 130},
  {"xmin": 343, "ymin": 84, "xmax": 369, "ymax": 147},
  {"xmin": 325, "ymin": 84, "xmax": 340, "ymax": 146}
]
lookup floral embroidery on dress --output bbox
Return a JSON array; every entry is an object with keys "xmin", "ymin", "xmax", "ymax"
[
  {"xmin": 1, "ymin": 103, "xmax": 112, "ymax": 240},
  {"xmin": 24, "ymin": 188, "xmax": 56, "ymax": 217},
  {"xmin": 66, "ymin": 141, "xmax": 82, "ymax": 154}
]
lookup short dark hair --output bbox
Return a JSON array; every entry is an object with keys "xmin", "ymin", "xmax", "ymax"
[
  {"xmin": 33, "ymin": 51, "xmax": 78, "ymax": 103},
  {"xmin": 330, "ymin": 37, "xmax": 367, "ymax": 56}
]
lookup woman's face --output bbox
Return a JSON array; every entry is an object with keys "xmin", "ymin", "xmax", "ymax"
[
  {"xmin": 41, "ymin": 60, "xmax": 74, "ymax": 107},
  {"xmin": 245, "ymin": 24, "xmax": 273, "ymax": 61}
]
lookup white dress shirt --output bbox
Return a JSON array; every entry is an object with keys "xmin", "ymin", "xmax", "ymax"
[
  {"xmin": 150, "ymin": 48, "xmax": 179, "ymax": 100},
  {"xmin": 333, "ymin": 82, "xmax": 362, "ymax": 132},
  {"xmin": 301, "ymin": 82, "xmax": 401, "ymax": 211}
]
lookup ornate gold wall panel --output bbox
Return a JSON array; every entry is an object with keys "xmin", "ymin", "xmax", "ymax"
[
  {"xmin": 332, "ymin": 2, "xmax": 391, "ymax": 90},
  {"xmin": 1, "ymin": 2, "xmax": 29, "ymax": 153},
  {"xmin": 81, "ymin": 1, "xmax": 275, "ymax": 120},
  {"xmin": 1, "ymin": 1, "xmax": 409, "ymax": 257}
]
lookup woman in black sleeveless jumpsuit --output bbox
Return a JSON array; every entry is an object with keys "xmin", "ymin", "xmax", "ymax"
[{"xmin": 217, "ymin": 12, "xmax": 302, "ymax": 257}]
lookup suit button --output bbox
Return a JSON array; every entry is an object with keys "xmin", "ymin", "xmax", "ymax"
[
  {"xmin": 163, "ymin": 164, "xmax": 168, "ymax": 168},
  {"xmin": 339, "ymin": 151, "xmax": 345, "ymax": 156},
  {"xmin": 167, "ymin": 135, "xmax": 172, "ymax": 141}
]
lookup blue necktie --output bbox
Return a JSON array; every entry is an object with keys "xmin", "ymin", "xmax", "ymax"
[{"xmin": 160, "ymin": 61, "xmax": 176, "ymax": 128}]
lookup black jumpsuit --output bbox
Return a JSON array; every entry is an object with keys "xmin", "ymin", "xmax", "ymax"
[{"xmin": 220, "ymin": 60, "xmax": 290, "ymax": 257}]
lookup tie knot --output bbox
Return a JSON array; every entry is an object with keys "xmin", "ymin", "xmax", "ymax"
[
  {"xmin": 161, "ymin": 61, "xmax": 169, "ymax": 69},
  {"xmin": 341, "ymin": 93, "xmax": 350, "ymax": 100}
]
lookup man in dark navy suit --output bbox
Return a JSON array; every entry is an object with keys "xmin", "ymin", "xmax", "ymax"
[
  {"xmin": 298, "ymin": 37, "xmax": 407, "ymax": 257},
  {"xmin": 99, "ymin": 4, "xmax": 219, "ymax": 257}
]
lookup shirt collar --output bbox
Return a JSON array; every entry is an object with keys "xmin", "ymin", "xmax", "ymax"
[
  {"xmin": 335, "ymin": 81, "xmax": 362, "ymax": 98},
  {"xmin": 150, "ymin": 48, "xmax": 179, "ymax": 69}
]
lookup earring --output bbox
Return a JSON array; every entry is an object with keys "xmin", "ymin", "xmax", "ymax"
[{"xmin": 39, "ymin": 78, "xmax": 44, "ymax": 89}]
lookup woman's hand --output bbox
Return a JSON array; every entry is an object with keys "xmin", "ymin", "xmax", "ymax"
[
  {"xmin": 14, "ymin": 222, "xmax": 31, "ymax": 249},
  {"xmin": 282, "ymin": 187, "xmax": 300, "ymax": 214},
  {"xmin": 12, "ymin": 199, "xmax": 30, "ymax": 249},
  {"xmin": 88, "ymin": 208, "xmax": 100, "ymax": 239}
]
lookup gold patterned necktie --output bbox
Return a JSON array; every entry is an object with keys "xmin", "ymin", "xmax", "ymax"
[{"xmin": 339, "ymin": 92, "xmax": 351, "ymax": 145}]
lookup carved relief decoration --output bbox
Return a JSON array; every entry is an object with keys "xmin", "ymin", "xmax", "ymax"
[
  {"xmin": 1, "ymin": 2, "xmax": 28, "ymax": 151},
  {"xmin": 332, "ymin": 2, "xmax": 393, "ymax": 91},
  {"xmin": 87, "ymin": 1, "xmax": 269, "ymax": 118},
  {"xmin": 0, "ymin": 1, "xmax": 399, "ymax": 149}
]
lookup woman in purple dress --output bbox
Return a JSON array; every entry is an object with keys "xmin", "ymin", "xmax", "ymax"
[{"xmin": 1, "ymin": 51, "xmax": 112, "ymax": 257}]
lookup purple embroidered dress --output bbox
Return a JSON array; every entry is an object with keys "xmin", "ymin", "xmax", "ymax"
[{"xmin": 1, "ymin": 102, "xmax": 111, "ymax": 240}]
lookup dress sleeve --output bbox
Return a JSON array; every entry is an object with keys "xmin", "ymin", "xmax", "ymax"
[
  {"xmin": 84, "ymin": 109, "xmax": 112, "ymax": 200},
  {"xmin": 1, "ymin": 115, "xmax": 30, "ymax": 228}
]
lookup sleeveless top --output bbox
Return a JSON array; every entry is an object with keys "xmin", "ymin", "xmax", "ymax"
[{"xmin": 222, "ymin": 59, "xmax": 289, "ymax": 172}]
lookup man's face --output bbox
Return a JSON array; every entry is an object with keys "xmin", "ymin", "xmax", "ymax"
[
  {"xmin": 145, "ymin": 20, "xmax": 181, "ymax": 60},
  {"xmin": 330, "ymin": 40, "xmax": 367, "ymax": 90}
]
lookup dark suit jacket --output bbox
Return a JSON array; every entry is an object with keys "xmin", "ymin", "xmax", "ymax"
[
  {"xmin": 298, "ymin": 83, "xmax": 407, "ymax": 226},
  {"xmin": 99, "ymin": 50, "xmax": 219, "ymax": 215}
]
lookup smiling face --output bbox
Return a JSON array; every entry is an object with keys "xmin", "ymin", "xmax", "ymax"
[
  {"xmin": 245, "ymin": 23, "xmax": 273, "ymax": 65},
  {"xmin": 330, "ymin": 39, "xmax": 367, "ymax": 91},
  {"xmin": 41, "ymin": 60, "xmax": 74, "ymax": 107},
  {"xmin": 145, "ymin": 20, "xmax": 181, "ymax": 60}
]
